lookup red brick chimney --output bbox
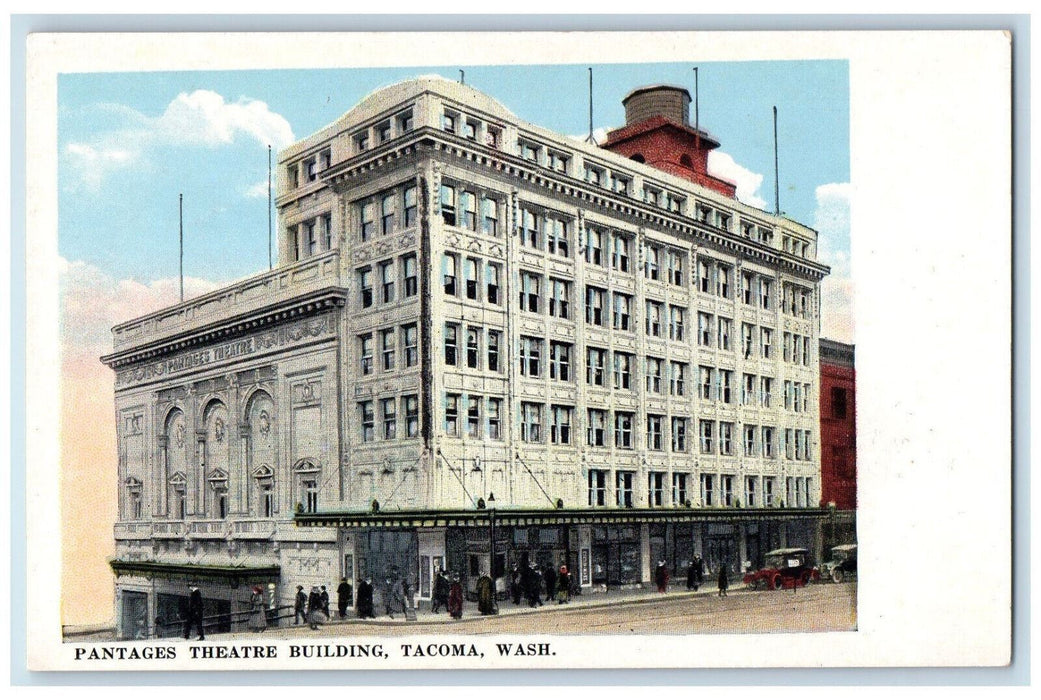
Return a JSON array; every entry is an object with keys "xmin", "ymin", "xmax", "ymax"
[{"xmin": 601, "ymin": 85, "xmax": 737, "ymax": 198}]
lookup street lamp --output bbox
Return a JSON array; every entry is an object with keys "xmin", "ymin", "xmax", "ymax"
[{"xmin": 488, "ymin": 492, "xmax": 498, "ymax": 614}]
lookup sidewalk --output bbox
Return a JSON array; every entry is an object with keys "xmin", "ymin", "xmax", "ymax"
[{"xmin": 317, "ymin": 580, "xmax": 754, "ymax": 628}]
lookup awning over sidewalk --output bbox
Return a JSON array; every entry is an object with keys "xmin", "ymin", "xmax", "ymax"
[
  {"xmin": 110, "ymin": 560, "xmax": 281, "ymax": 587},
  {"xmin": 294, "ymin": 506, "xmax": 828, "ymax": 529}
]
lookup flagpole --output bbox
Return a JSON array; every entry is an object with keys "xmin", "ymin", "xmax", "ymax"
[
  {"xmin": 268, "ymin": 145, "xmax": 273, "ymax": 270},
  {"xmin": 179, "ymin": 193, "xmax": 184, "ymax": 302},
  {"xmin": 773, "ymin": 106, "xmax": 780, "ymax": 215}
]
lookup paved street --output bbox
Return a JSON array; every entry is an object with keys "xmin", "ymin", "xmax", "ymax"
[{"xmin": 210, "ymin": 582, "xmax": 857, "ymax": 639}]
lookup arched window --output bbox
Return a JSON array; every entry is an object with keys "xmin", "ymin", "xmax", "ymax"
[
  {"xmin": 162, "ymin": 408, "xmax": 188, "ymax": 518},
  {"xmin": 630, "ymin": 154, "xmax": 645, "ymax": 163},
  {"xmin": 679, "ymin": 154, "xmax": 693, "ymax": 168},
  {"xmin": 203, "ymin": 400, "xmax": 230, "ymax": 519},
  {"xmin": 245, "ymin": 391, "xmax": 276, "ymax": 517},
  {"xmin": 294, "ymin": 459, "xmax": 321, "ymax": 514}
]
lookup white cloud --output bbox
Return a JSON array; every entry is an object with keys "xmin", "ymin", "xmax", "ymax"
[
  {"xmin": 812, "ymin": 182, "xmax": 854, "ymax": 343},
  {"xmin": 62, "ymin": 90, "xmax": 294, "ymax": 191},
  {"xmin": 245, "ymin": 180, "xmax": 270, "ymax": 199},
  {"xmin": 707, "ymin": 151, "xmax": 768, "ymax": 209}
]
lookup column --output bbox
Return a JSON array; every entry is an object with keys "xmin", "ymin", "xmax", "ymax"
[{"xmin": 639, "ymin": 523, "xmax": 651, "ymax": 584}]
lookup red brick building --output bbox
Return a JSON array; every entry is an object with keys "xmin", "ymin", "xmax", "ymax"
[{"xmin": 819, "ymin": 339, "xmax": 856, "ymax": 545}]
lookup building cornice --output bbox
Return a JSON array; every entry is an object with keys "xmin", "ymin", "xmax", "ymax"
[{"xmin": 320, "ymin": 127, "xmax": 829, "ymax": 282}]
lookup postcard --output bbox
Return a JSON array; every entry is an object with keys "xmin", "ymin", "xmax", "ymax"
[{"xmin": 22, "ymin": 27, "xmax": 1012, "ymax": 672}]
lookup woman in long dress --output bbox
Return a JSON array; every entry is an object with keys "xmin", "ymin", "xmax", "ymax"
[
  {"xmin": 247, "ymin": 586, "xmax": 267, "ymax": 632},
  {"xmin": 447, "ymin": 575, "xmax": 464, "ymax": 619}
]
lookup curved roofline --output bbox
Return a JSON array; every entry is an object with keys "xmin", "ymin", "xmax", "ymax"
[{"xmin": 622, "ymin": 84, "xmax": 692, "ymax": 104}]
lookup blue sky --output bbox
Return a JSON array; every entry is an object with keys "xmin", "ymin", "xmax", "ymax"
[{"xmin": 57, "ymin": 60, "xmax": 850, "ymax": 287}]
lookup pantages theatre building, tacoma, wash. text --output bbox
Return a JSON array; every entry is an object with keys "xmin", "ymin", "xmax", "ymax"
[{"xmin": 102, "ymin": 76, "xmax": 830, "ymax": 639}]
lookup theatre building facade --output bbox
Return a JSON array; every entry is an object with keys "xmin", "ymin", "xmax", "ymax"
[{"xmin": 103, "ymin": 76, "xmax": 830, "ymax": 639}]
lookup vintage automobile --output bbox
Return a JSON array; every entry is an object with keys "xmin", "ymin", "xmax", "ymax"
[
  {"xmin": 743, "ymin": 548, "xmax": 820, "ymax": 590},
  {"xmin": 820, "ymin": 544, "xmax": 858, "ymax": 583}
]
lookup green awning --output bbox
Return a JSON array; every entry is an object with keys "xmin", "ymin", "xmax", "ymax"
[{"xmin": 110, "ymin": 560, "xmax": 280, "ymax": 587}]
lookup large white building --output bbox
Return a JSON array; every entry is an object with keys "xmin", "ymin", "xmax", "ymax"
[{"xmin": 103, "ymin": 76, "xmax": 829, "ymax": 639}]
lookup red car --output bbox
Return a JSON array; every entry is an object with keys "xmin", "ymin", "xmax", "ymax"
[{"xmin": 743, "ymin": 548, "xmax": 820, "ymax": 590}]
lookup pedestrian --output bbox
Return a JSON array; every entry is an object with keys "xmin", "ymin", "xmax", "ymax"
[
  {"xmin": 447, "ymin": 574, "xmax": 464, "ymax": 619},
  {"xmin": 320, "ymin": 585, "xmax": 330, "ymax": 618},
  {"xmin": 693, "ymin": 555, "xmax": 704, "ymax": 591},
  {"xmin": 247, "ymin": 585, "xmax": 267, "ymax": 632},
  {"xmin": 393, "ymin": 575, "xmax": 408, "ymax": 616},
  {"xmin": 717, "ymin": 564, "xmax": 729, "ymax": 597},
  {"xmin": 294, "ymin": 585, "xmax": 307, "ymax": 625},
  {"xmin": 557, "ymin": 565, "xmax": 571, "ymax": 604},
  {"xmin": 477, "ymin": 573, "xmax": 496, "ymax": 615},
  {"xmin": 432, "ymin": 568, "xmax": 450, "ymax": 613},
  {"xmin": 655, "ymin": 560, "xmax": 670, "ymax": 593},
  {"xmin": 307, "ymin": 586, "xmax": 326, "ymax": 629},
  {"xmin": 543, "ymin": 565, "xmax": 557, "ymax": 602},
  {"xmin": 523, "ymin": 564, "xmax": 542, "ymax": 607},
  {"xmin": 184, "ymin": 584, "xmax": 205, "ymax": 641},
  {"xmin": 686, "ymin": 560, "xmax": 696, "ymax": 590},
  {"xmin": 356, "ymin": 577, "xmax": 375, "ymax": 619},
  {"xmin": 337, "ymin": 577, "xmax": 353, "ymax": 619},
  {"xmin": 510, "ymin": 566, "xmax": 522, "ymax": 606}
]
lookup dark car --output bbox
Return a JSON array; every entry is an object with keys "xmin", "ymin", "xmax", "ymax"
[
  {"xmin": 820, "ymin": 544, "xmax": 857, "ymax": 583},
  {"xmin": 743, "ymin": 547, "xmax": 820, "ymax": 590}
]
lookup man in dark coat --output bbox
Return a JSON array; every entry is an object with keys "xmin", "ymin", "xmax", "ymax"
[
  {"xmin": 356, "ymin": 578, "xmax": 375, "ymax": 619},
  {"xmin": 693, "ymin": 555, "xmax": 704, "ymax": 591},
  {"xmin": 717, "ymin": 563, "xmax": 729, "ymax": 597},
  {"xmin": 337, "ymin": 577, "xmax": 353, "ymax": 618},
  {"xmin": 432, "ymin": 568, "xmax": 450, "ymax": 613},
  {"xmin": 509, "ymin": 566, "xmax": 522, "ymax": 605},
  {"xmin": 307, "ymin": 586, "xmax": 324, "ymax": 629},
  {"xmin": 294, "ymin": 585, "xmax": 307, "ymax": 625},
  {"xmin": 655, "ymin": 560, "xmax": 669, "ymax": 593},
  {"xmin": 686, "ymin": 560, "xmax": 697, "ymax": 590},
  {"xmin": 185, "ymin": 585, "xmax": 205, "ymax": 640},
  {"xmin": 320, "ymin": 586, "xmax": 330, "ymax": 617},
  {"xmin": 543, "ymin": 565, "xmax": 557, "ymax": 602},
  {"xmin": 523, "ymin": 565, "xmax": 542, "ymax": 607}
]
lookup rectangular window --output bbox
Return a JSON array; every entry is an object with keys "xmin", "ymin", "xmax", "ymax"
[
  {"xmin": 486, "ymin": 262, "xmax": 501, "ymax": 305},
  {"xmin": 466, "ymin": 327, "xmax": 480, "ymax": 369},
  {"xmin": 359, "ymin": 268, "xmax": 373, "ymax": 308},
  {"xmin": 548, "ymin": 151, "xmax": 569, "ymax": 172},
  {"xmin": 586, "ymin": 347, "xmax": 606, "ymax": 386},
  {"xmin": 584, "ymin": 226, "xmax": 604, "ymax": 266},
  {"xmin": 481, "ymin": 196, "xmax": 499, "ymax": 236},
  {"xmin": 743, "ymin": 425, "xmax": 757, "ymax": 456},
  {"xmin": 588, "ymin": 469, "xmax": 608, "ymax": 506},
  {"xmin": 644, "ymin": 245, "xmax": 660, "ymax": 280},
  {"xmin": 698, "ymin": 312, "xmax": 713, "ymax": 346},
  {"xmin": 614, "ymin": 413, "xmax": 634, "ymax": 450},
  {"xmin": 464, "ymin": 120, "xmax": 478, "ymax": 140},
  {"xmin": 520, "ymin": 208, "xmax": 541, "ymax": 249},
  {"xmin": 397, "ymin": 109, "xmax": 414, "ymax": 133},
  {"xmin": 646, "ymin": 414, "xmax": 664, "ymax": 451},
  {"xmin": 380, "ymin": 260, "xmax": 395, "ymax": 303},
  {"xmin": 462, "ymin": 258, "xmax": 479, "ymax": 300},
  {"xmin": 376, "ymin": 121, "xmax": 392, "ymax": 144},
  {"xmin": 761, "ymin": 328, "xmax": 773, "ymax": 359},
  {"xmin": 521, "ymin": 402, "xmax": 543, "ymax": 443},
  {"xmin": 717, "ymin": 317, "xmax": 732, "ymax": 351},
  {"xmin": 441, "ymin": 112, "xmax": 457, "ymax": 133},
  {"xmin": 760, "ymin": 279, "xmax": 772, "ymax": 309},
  {"xmin": 587, "ymin": 409, "xmax": 607, "ymax": 447},
  {"xmin": 322, "ymin": 213, "xmax": 333, "ymax": 250},
  {"xmin": 487, "ymin": 330, "xmax": 501, "ymax": 372},
  {"xmin": 718, "ymin": 369, "xmax": 733, "ymax": 403},
  {"xmin": 719, "ymin": 422, "xmax": 734, "ymax": 455},
  {"xmin": 520, "ymin": 271, "xmax": 541, "ymax": 313},
  {"xmin": 647, "ymin": 472, "xmax": 665, "ymax": 507},
  {"xmin": 519, "ymin": 140, "xmax": 539, "ymax": 162},
  {"xmin": 549, "ymin": 342, "xmax": 572, "ymax": 381},
  {"xmin": 613, "ymin": 352, "xmax": 632, "ymax": 390},
  {"xmin": 698, "ymin": 259, "xmax": 711, "ymax": 293},
  {"xmin": 671, "ymin": 417, "xmax": 688, "ymax": 452},
  {"xmin": 403, "ymin": 254, "xmax": 418, "ymax": 297},
  {"xmin": 444, "ymin": 394, "xmax": 459, "ymax": 436},
  {"xmin": 440, "ymin": 184, "xmax": 456, "ymax": 226},
  {"xmin": 487, "ymin": 398, "xmax": 502, "ymax": 440},
  {"xmin": 643, "ymin": 185, "xmax": 661, "ymax": 206},
  {"xmin": 405, "ymin": 395, "xmax": 419, "ymax": 438},
  {"xmin": 360, "ymin": 200, "xmax": 376, "ymax": 241},
  {"xmin": 404, "ymin": 185, "xmax": 417, "ymax": 228},
  {"xmin": 519, "ymin": 336, "xmax": 542, "ymax": 377},
  {"xmin": 764, "ymin": 476, "xmax": 776, "ymax": 506},
  {"xmin": 611, "ymin": 172, "xmax": 630, "ymax": 195},
  {"xmin": 442, "ymin": 253, "xmax": 457, "ymax": 296},
  {"xmin": 742, "ymin": 272, "xmax": 755, "ymax": 305},
  {"xmin": 699, "ymin": 366, "xmax": 714, "ymax": 401},
  {"xmin": 669, "ymin": 362, "xmax": 686, "ymax": 396},
  {"xmin": 460, "ymin": 190, "xmax": 477, "ymax": 230},
  {"xmin": 716, "ymin": 264, "xmax": 731, "ymax": 298},
  {"xmin": 402, "ymin": 324, "xmax": 418, "ymax": 367},
  {"xmin": 550, "ymin": 405, "xmax": 573, "ymax": 445},
  {"xmin": 699, "ymin": 420, "xmax": 714, "ymax": 454},
  {"xmin": 359, "ymin": 334, "xmax": 373, "ymax": 375},
  {"xmin": 672, "ymin": 473, "xmax": 688, "ymax": 506},
  {"xmin": 549, "ymin": 278, "xmax": 570, "ymax": 319},
  {"xmin": 444, "ymin": 323, "xmax": 458, "ymax": 366},
  {"xmin": 585, "ymin": 286, "xmax": 606, "ymax": 326},
  {"xmin": 467, "ymin": 396, "xmax": 482, "ymax": 438},
  {"xmin": 611, "ymin": 234, "xmax": 631, "ymax": 272},
  {"xmin": 546, "ymin": 217, "xmax": 570, "ymax": 257},
  {"xmin": 380, "ymin": 328, "xmax": 396, "ymax": 371},
  {"xmin": 615, "ymin": 470, "xmax": 634, "ymax": 507},
  {"xmin": 646, "ymin": 301, "xmax": 663, "ymax": 337},
  {"xmin": 485, "ymin": 126, "xmax": 501, "ymax": 147},
  {"xmin": 669, "ymin": 306, "xmax": 686, "ymax": 341},
  {"xmin": 305, "ymin": 220, "xmax": 318, "ymax": 256},
  {"xmin": 762, "ymin": 427, "xmax": 775, "ymax": 458},
  {"xmin": 612, "ymin": 293, "xmax": 632, "ymax": 331},
  {"xmin": 721, "ymin": 475, "xmax": 734, "ymax": 506},
  {"xmin": 585, "ymin": 164, "xmax": 604, "ymax": 186},
  {"xmin": 381, "ymin": 398, "xmax": 397, "ymax": 439},
  {"xmin": 700, "ymin": 474, "xmax": 715, "ymax": 507},
  {"xmin": 760, "ymin": 377, "xmax": 773, "ymax": 408},
  {"xmin": 306, "ymin": 157, "xmax": 318, "ymax": 181},
  {"xmin": 381, "ymin": 192, "xmax": 395, "ymax": 234},
  {"xmin": 645, "ymin": 357, "xmax": 663, "ymax": 394},
  {"xmin": 667, "ymin": 250, "xmax": 684, "ymax": 286},
  {"xmin": 742, "ymin": 323, "xmax": 755, "ymax": 359},
  {"xmin": 360, "ymin": 401, "xmax": 374, "ymax": 442},
  {"xmin": 745, "ymin": 476, "xmax": 758, "ymax": 508},
  {"xmin": 742, "ymin": 374, "xmax": 756, "ymax": 406},
  {"xmin": 831, "ymin": 387, "xmax": 848, "ymax": 419}
]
